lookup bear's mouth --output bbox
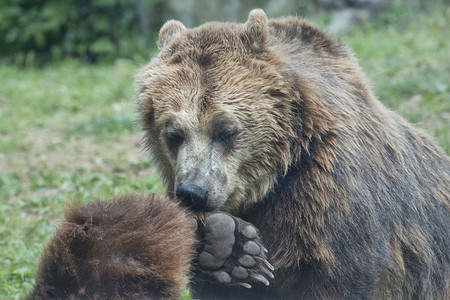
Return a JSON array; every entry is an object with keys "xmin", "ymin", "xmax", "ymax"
[
  {"xmin": 175, "ymin": 181, "xmax": 209, "ymax": 212},
  {"xmin": 218, "ymin": 186, "xmax": 242, "ymax": 212}
]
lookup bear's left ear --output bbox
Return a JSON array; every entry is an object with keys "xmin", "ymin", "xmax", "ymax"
[
  {"xmin": 158, "ymin": 20, "xmax": 186, "ymax": 50},
  {"xmin": 245, "ymin": 9, "xmax": 268, "ymax": 47}
]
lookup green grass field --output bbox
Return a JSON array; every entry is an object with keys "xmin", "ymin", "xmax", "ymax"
[{"xmin": 0, "ymin": 4, "xmax": 448, "ymax": 299}]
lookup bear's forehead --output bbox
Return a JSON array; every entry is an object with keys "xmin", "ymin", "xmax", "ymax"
[{"xmin": 151, "ymin": 60, "xmax": 273, "ymax": 110}]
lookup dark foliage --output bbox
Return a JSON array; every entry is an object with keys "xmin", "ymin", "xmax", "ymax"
[{"xmin": 0, "ymin": 0, "xmax": 165, "ymax": 64}]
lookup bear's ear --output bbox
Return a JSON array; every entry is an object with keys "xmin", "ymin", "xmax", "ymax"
[
  {"xmin": 245, "ymin": 9, "xmax": 268, "ymax": 47},
  {"xmin": 158, "ymin": 20, "xmax": 186, "ymax": 50}
]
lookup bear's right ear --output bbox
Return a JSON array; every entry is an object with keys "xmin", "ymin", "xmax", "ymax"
[{"xmin": 158, "ymin": 20, "xmax": 186, "ymax": 50}]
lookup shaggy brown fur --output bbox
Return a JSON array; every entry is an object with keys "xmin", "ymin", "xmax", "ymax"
[
  {"xmin": 136, "ymin": 9, "xmax": 450, "ymax": 299},
  {"xmin": 27, "ymin": 194, "xmax": 196, "ymax": 300}
]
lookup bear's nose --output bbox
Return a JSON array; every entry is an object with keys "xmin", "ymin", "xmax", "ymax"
[{"xmin": 176, "ymin": 182, "xmax": 208, "ymax": 211}]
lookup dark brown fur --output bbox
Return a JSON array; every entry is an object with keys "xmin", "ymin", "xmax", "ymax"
[
  {"xmin": 137, "ymin": 9, "xmax": 450, "ymax": 299},
  {"xmin": 27, "ymin": 194, "xmax": 196, "ymax": 300}
]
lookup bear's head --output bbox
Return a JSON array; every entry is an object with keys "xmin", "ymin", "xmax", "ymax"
[{"xmin": 136, "ymin": 9, "xmax": 339, "ymax": 212}]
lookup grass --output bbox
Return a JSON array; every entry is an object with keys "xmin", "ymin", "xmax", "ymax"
[
  {"xmin": 0, "ymin": 3, "xmax": 448, "ymax": 299},
  {"xmin": 0, "ymin": 59, "xmax": 166, "ymax": 298},
  {"xmin": 343, "ymin": 2, "xmax": 449, "ymax": 150}
]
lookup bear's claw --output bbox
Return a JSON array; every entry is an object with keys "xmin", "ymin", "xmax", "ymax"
[{"xmin": 193, "ymin": 212, "xmax": 274, "ymax": 288}]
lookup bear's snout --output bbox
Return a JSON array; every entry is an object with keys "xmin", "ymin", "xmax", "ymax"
[{"xmin": 176, "ymin": 181, "xmax": 209, "ymax": 211}]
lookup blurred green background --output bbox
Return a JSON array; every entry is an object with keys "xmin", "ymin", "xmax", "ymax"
[{"xmin": 0, "ymin": 0, "xmax": 449, "ymax": 299}]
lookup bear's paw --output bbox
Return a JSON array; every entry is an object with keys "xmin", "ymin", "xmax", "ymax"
[{"xmin": 194, "ymin": 212, "xmax": 274, "ymax": 289}]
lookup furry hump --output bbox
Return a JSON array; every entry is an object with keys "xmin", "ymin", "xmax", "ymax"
[{"xmin": 27, "ymin": 194, "xmax": 197, "ymax": 300}]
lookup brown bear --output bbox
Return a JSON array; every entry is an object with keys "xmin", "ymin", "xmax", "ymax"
[
  {"xmin": 136, "ymin": 8, "xmax": 450, "ymax": 299},
  {"xmin": 27, "ymin": 194, "xmax": 196, "ymax": 300}
]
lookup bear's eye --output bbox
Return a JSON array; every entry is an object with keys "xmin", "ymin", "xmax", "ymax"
[
  {"xmin": 212, "ymin": 116, "xmax": 239, "ymax": 149},
  {"xmin": 165, "ymin": 130, "xmax": 184, "ymax": 148},
  {"xmin": 215, "ymin": 127, "xmax": 238, "ymax": 146},
  {"xmin": 170, "ymin": 55, "xmax": 182, "ymax": 64}
]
